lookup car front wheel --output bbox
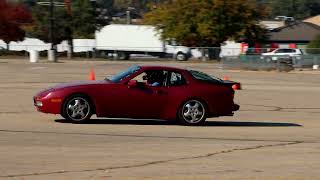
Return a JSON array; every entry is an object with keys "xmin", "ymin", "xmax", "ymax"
[
  {"xmin": 178, "ymin": 100, "xmax": 207, "ymax": 126},
  {"xmin": 62, "ymin": 95, "xmax": 93, "ymax": 123}
]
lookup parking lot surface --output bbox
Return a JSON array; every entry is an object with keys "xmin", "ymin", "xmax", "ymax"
[{"xmin": 0, "ymin": 59, "xmax": 319, "ymax": 180}]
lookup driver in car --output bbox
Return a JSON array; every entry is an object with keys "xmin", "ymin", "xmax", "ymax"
[{"xmin": 144, "ymin": 71, "xmax": 165, "ymax": 87}]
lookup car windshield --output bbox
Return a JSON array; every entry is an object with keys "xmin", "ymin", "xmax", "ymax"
[
  {"xmin": 109, "ymin": 65, "xmax": 141, "ymax": 83},
  {"xmin": 189, "ymin": 70, "xmax": 222, "ymax": 83}
]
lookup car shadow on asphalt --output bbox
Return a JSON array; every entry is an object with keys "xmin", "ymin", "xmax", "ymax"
[{"xmin": 55, "ymin": 119, "xmax": 302, "ymax": 127}]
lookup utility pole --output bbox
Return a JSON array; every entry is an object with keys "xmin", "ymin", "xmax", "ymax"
[
  {"xmin": 126, "ymin": 9, "xmax": 131, "ymax": 24},
  {"xmin": 38, "ymin": 0, "xmax": 65, "ymax": 62},
  {"xmin": 126, "ymin": 7, "xmax": 135, "ymax": 25},
  {"xmin": 48, "ymin": 0, "xmax": 57, "ymax": 62},
  {"xmin": 90, "ymin": 0, "xmax": 97, "ymax": 58}
]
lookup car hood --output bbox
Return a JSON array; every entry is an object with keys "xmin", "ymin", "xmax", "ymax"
[
  {"xmin": 51, "ymin": 80, "xmax": 110, "ymax": 90},
  {"xmin": 35, "ymin": 80, "xmax": 111, "ymax": 97}
]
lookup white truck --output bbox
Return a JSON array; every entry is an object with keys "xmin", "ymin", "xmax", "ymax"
[{"xmin": 95, "ymin": 24, "xmax": 191, "ymax": 60}]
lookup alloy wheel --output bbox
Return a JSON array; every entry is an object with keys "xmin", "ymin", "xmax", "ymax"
[
  {"xmin": 181, "ymin": 100, "xmax": 206, "ymax": 125},
  {"xmin": 176, "ymin": 53, "xmax": 187, "ymax": 61},
  {"xmin": 65, "ymin": 97, "xmax": 91, "ymax": 122}
]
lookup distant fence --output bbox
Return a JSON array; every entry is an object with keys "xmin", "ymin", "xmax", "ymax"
[
  {"xmin": 221, "ymin": 55, "xmax": 320, "ymax": 71},
  {"xmin": 1, "ymin": 45, "xmax": 320, "ymax": 70}
]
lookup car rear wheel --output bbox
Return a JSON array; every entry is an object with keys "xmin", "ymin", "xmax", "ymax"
[
  {"xmin": 62, "ymin": 95, "xmax": 93, "ymax": 123},
  {"xmin": 176, "ymin": 53, "xmax": 187, "ymax": 61},
  {"xmin": 178, "ymin": 100, "xmax": 207, "ymax": 126},
  {"xmin": 116, "ymin": 51, "xmax": 130, "ymax": 60}
]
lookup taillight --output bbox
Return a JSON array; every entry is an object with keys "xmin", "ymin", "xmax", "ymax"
[{"xmin": 232, "ymin": 83, "xmax": 241, "ymax": 90}]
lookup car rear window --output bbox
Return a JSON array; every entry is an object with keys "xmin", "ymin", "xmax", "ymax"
[{"xmin": 189, "ymin": 70, "xmax": 222, "ymax": 83}]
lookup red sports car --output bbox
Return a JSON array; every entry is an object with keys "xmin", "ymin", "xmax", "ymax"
[{"xmin": 34, "ymin": 65, "xmax": 240, "ymax": 125}]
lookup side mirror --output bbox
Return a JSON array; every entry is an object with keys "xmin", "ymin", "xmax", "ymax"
[{"xmin": 128, "ymin": 80, "xmax": 138, "ymax": 88}]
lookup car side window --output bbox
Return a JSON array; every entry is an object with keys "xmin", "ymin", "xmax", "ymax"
[
  {"xmin": 132, "ymin": 72, "xmax": 148, "ymax": 84},
  {"xmin": 275, "ymin": 49, "xmax": 284, "ymax": 53},
  {"xmin": 133, "ymin": 70, "xmax": 168, "ymax": 87},
  {"xmin": 284, "ymin": 49, "xmax": 293, "ymax": 53},
  {"xmin": 169, "ymin": 72, "xmax": 186, "ymax": 86}
]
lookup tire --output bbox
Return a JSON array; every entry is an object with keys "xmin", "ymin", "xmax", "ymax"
[
  {"xmin": 62, "ymin": 94, "xmax": 93, "ymax": 123},
  {"xmin": 178, "ymin": 99, "xmax": 207, "ymax": 126},
  {"xmin": 176, "ymin": 52, "xmax": 187, "ymax": 61},
  {"xmin": 116, "ymin": 51, "xmax": 130, "ymax": 60},
  {"xmin": 265, "ymin": 57, "xmax": 272, "ymax": 62}
]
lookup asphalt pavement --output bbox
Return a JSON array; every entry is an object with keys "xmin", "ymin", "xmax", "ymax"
[{"xmin": 0, "ymin": 59, "xmax": 319, "ymax": 180}]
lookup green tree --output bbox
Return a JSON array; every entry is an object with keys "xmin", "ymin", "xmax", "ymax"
[
  {"xmin": 307, "ymin": 34, "xmax": 320, "ymax": 54},
  {"xmin": 29, "ymin": 0, "xmax": 95, "ymax": 45},
  {"xmin": 29, "ymin": 5, "xmax": 71, "ymax": 45},
  {"xmin": 71, "ymin": 0, "xmax": 96, "ymax": 39},
  {"xmin": 265, "ymin": 0, "xmax": 320, "ymax": 19},
  {"xmin": 143, "ymin": 0, "xmax": 267, "ymax": 47}
]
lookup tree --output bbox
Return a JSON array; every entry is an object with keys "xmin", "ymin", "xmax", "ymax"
[
  {"xmin": 26, "ymin": 0, "xmax": 97, "ymax": 59},
  {"xmin": 29, "ymin": 5, "xmax": 71, "ymax": 45},
  {"xmin": 143, "ymin": 0, "xmax": 267, "ymax": 47},
  {"xmin": 265, "ymin": 0, "xmax": 320, "ymax": 19},
  {"xmin": 95, "ymin": 0, "xmax": 114, "ymax": 28},
  {"xmin": 28, "ymin": 0, "xmax": 97, "ymax": 58},
  {"xmin": 71, "ymin": 0, "xmax": 96, "ymax": 39},
  {"xmin": 29, "ymin": 0, "xmax": 96, "ymax": 44},
  {"xmin": 307, "ymin": 34, "xmax": 320, "ymax": 54},
  {"xmin": 0, "ymin": 0, "xmax": 32, "ymax": 49}
]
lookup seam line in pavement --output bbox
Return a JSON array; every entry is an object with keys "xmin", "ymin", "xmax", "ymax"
[
  {"xmin": 0, "ymin": 111, "xmax": 34, "ymax": 114},
  {"xmin": 0, "ymin": 129, "xmax": 309, "ymax": 143},
  {"xmin": 0, "ymin": 141, "xmax": 303, "ymax": 178},
  {"xmin": 241, "ymin": 104, "xmax": 320, "ymax": 113}
]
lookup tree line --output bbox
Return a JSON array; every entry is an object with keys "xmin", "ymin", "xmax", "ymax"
[
  {"xmin": 1, "ymin": 0, "xmax": 319, "ymax": 50},
  {"xmin": 19, "ymin": 0, "xmax": 320, "ymax": 21}
]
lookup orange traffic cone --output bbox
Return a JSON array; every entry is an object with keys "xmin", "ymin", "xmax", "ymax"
[
  {"xmin": 89, "ymin": 69, "xmax": 95, "ymax": 80},
  {"xmin": 223, "ymin": 76, "xmax": 229, "ymax": 81}
]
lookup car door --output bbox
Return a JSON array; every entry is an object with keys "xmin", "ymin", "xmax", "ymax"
[
  {"xmin": 162, "ymin": 71, "xmax": 190, "ymax": 119},
  {"xmin": 101, "ymin": 70, "xmax": 169, "ymax": 119}
]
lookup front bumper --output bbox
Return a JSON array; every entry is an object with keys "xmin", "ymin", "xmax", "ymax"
[{"xmin": 33, "ymin": 95, "xmax": 62, "ymax": 114}]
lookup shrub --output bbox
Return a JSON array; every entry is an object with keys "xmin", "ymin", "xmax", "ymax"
[{"xmin": 307, "ymin": 34, "xmax": 320, "ymax": 54}]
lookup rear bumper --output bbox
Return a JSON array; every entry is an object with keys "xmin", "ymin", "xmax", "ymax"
[{"xmin": 232, "ymin": 104, "xmax": 240, "ymax": 111}]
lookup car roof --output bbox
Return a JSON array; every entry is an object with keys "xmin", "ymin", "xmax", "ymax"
[
  {"xmin": 139, "ymin": 65, "xmax": 187, "ymax": 72},
  {"xmin": 276, "ymin": 48, "xmax": 300, "ymax": 50}
]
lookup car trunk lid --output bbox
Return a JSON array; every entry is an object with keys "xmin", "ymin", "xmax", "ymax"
[{"xmin": 222, "ymin": 80, "xmax": 241, "ymax": 90}]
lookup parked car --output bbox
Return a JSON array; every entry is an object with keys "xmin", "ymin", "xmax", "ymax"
[
  {"xmin": 34, "ymin": 65, "xmax": 240, "ymax": 126},
  {"xmin": 275, "ymin": 16, "xmax": 295, "ymax": 22},
  {"xmin": 262, "ymin": 48, "xmax": 303, "ymax": 61}
]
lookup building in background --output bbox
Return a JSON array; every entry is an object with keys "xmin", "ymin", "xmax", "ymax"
[
  {"xmin": 267, "ymin": 22, "xmax": 320, "ymax": 49},
  {"xmin": 303, "ymin": 15, "xmax": 320, "ymax": 26}
]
